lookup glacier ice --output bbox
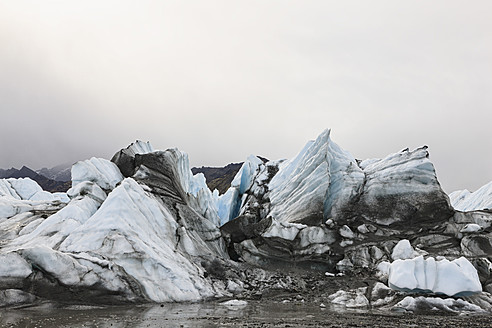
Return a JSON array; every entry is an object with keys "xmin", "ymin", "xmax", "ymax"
[
  {"xmin": 0, "ymin": 177, "xmax": 68, "ymax": 203},
  {"xmin": 216, "ymin": 155, "xmax": 264, "ymax": 225},
  {"xmin": 71, "ymin": 157, "xmax": 124, "ymax": 190},
  {"xmin": 391, "ymin": 239, "xmax": 419, "ymax": 261},
  {"xmin": 328, "ymin": 287, "xmax": 369, "ymax": 308},
  {"xmin": 59, "ymin": 178, "xmax": 223, "ymax": 302},
  {"xmin": 449, "ymin": 181, "xmax": 492, "ymax": 212},
  {"xmin": 0, "ymin": 132, "xmax": 491, "ymax": 309},
  {"xmin": 110, "ymin": 140, "xmax": 155, "ymax": 177},
  {"xmin": 460, "ymin": 223, "xmax": 482, "ymax": 233},
  {"xmin": 129, "ymin": 148, "xmax": 222, "ymax": 227},
  {"xmin": 0, "ymin": 178, "xmax": 69, "ymax": 220},
  {"xmin": 268, "ymin": 129, "xmax": 364, "ymax": 224},
  {"xmin": 388, "ymin": 256, "xmax": 482, "ymax": 296},
  {"xmin": 219, "ymin": 129, "xmax": 454, "ymax": 274},
  {"xmin": 0, "ymin": 143, "xmax": 230, "ymax": 304},
  {"xmin": 393, "ymin": 296, "xmax": 484, "ymax": 313}
]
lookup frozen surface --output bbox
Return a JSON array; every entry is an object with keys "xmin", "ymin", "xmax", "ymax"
[
  {"xmin": 59, "ymin": 178, "xmax": 221, "ymax": 302},
  {"xmin": 126, "ymin": 140, "xmax": 154, "ymax": 155},
  {"xmin": 391, "ymin": 240, "xmax": 419, "ymax": 260},
  {"xmin": 216, "ymin": 155, "xmax": 263, "ymax": 225},
  {"xmin": 449, "ymin": 181, "xmax": 492, "ymax": 212},
  {"xmin": 6, "ymin": 181, "xmax": 107, "ymax": 250},
  {"xmin": 360, "ymin": 147, "xmax": 438, "ymax": 196},
  {"xmin": 220, "ymin": 299, "xmax": 248, "ymax": 307},
  {"xmin": 0, "ymin": 156, "xmax": 227, "ymax": 303},
  {"xmin": 460, "ymin": 223, "xmax": 482, "ymax": 233},
  {"xmin": 394, "ymin": 296, "xmax": 484, "ymax": 313},
  {"xmin": 262, "ymin": 219, "xmax": 307, "ymax": 241},
  {"xmin": 169, "ymin": 149, "xmax": 221, "ymax": 226},
  {"xmin": 268, "ymin": 129, "xmax": 363, "ymax": 224},
  {"xmin": 0, "ymin": 178, "xmax": 69, "ymax": 219},
  {"xmin": 328, "ymin": 287, "xmax": 369, "ymax": 308},
  {"xmin": 0, "ymin": 178, "xmax": 68, "ymax": 203},
  {"xmin": 71, "ymin": 158, "xmax": 124, "ymax": 190},
  {"xmin": 389, "ymin": 256, "xmax": 482, "ymax": 296}
]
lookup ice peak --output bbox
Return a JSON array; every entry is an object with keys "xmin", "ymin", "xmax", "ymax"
[{"xmin": 125, "ymin": 140, "xmax": 154, "ymax": 156}]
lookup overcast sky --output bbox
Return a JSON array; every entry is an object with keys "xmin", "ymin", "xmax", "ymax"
[{"xmin": 0, "ymin": 1, "xmax": 490, "ymax": 193}]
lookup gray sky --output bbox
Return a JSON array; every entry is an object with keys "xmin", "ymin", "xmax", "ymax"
[{"xmin": 0, "ymin": 1, "xmax": 491, "ymax": 193}]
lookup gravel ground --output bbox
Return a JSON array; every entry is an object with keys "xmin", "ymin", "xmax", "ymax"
[{"xmin": 1, "ymin": 300, "xmax": 491, "ymax": 328}]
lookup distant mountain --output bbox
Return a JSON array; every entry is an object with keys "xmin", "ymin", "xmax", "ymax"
[
  {"xmin": 0, "ymin": 166, "xmax": 71, "ymax": 192},
  {"xmin": 36, "ymin": 162, "xmax": 72, "ymax": 182},
  {"xmin": 192, "ymin": 163, "xmax": 243, "ymax": 195}
]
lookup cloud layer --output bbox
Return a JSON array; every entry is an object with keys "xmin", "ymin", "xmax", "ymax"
[{"xmin": 0, "ymin": 0, "xmax": 491, "ymax": 192}]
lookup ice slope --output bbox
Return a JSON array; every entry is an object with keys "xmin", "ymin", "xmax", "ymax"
[
  {"xmin": 59, "ymin": 178, "xmax": 221, "ymax": 302},
  {"xmin": 449, "ymin": 181, "xmax": 492, "ymax": 212},
  {"xmin": 71, "ymin": 158, "xmax": 124, "ymax": 190},
  {"xmin": 0, "ymin": 144, "xmax": 228, "ymax": 303},
  {"xmin": 129, "ymin": 148, "xmax": 222, "ymax": 227},
  {"xmin": 268, "ymin": 129, "xmax": 364, "ymax": 224},
  {"xmin": 388, "ymin": 256, "xmax": 482, "ymax": 296},
  {"xmin": 220, "ymin": 129, "xmax": 450, "ymax": 229},
  {"xmin": 219, "ymin": 130, "xmax": 455, "ymax": 274}
]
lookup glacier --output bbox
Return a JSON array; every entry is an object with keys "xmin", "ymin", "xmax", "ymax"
[
  {"xmin": 0, "ymin": 131, "xmax": 492, "ymax": 313},
  {"xmin": 0, "ymin": 142, "xmax": 230, "ymax": 303}
]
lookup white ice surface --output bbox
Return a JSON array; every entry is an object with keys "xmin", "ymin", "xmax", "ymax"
[
  {"xmin": 360, "ymin": 147, "xmax": 443, "ymax": 209},
  {"xmin": 262, "ymin": 219, "xmax": 307, "ymax": 241},
  {"xmin": 71, "ymin": 157, "xmax": 124, "ymax": 190},
  {"xmin": 59, "ymin": 178, "xmax": 221, "ymax": 302},
  {"xmin": 0, "ymin": 198, "xmax": 36, "ymax": 219},
  {"xmin": 7, "ymin": 182, "xmax": 107, "ymax": 250},
  {"xmin": 170, "ymin": 149, "xmax": 221, "ymax": 226},
  {"xmin": 0, "ymin": 178, "xmax": 68, "ymax": 203},
  {"xmin": 328, "ymin": 287, "xmax": 369, "ymax": 308},
  {"xmin": 388, "ymin": 256, "xmax": 482, "ymax": 296},
  {"xmin": 4, "ymin": 178, "xmax": 42, "ymax": 200},
  {"xmin": 0, "ymin": 178, "xmax": 70, "ymax": 219},
  {"xmin": 231, "ymin": 155, "xmax": 263, "ymax": 195},
  {"xmin": 394, "ymin": 296, "xmax": 484, "ymax": 313},
  {"xmin": 1, "ymin": 175, "xmax": 225, "ymax": 302},
  {"xmin": 268, "ymin": 129, "xmax": 363, "ymax": 223},
  {"xmin": 220, "ymin": 299, "xmax": 248, "ymax": 307},
  {"xmin": 0, "ymin": 252, "xmax": 32, "ymax": 279},
  {"xmin": 391, "ymin": 239, "xmax": 419, "ymax": 260},
  {"xmin": 460, "ymin": 223, "xmax": 482, "ymax": 233},
  {"xmin": 126, "ymin": 140, "xmax": 154, "ymax": 155},
  {"xmin": 449, "ymin": 181, "xmax": 492, "ymax": 212}
]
